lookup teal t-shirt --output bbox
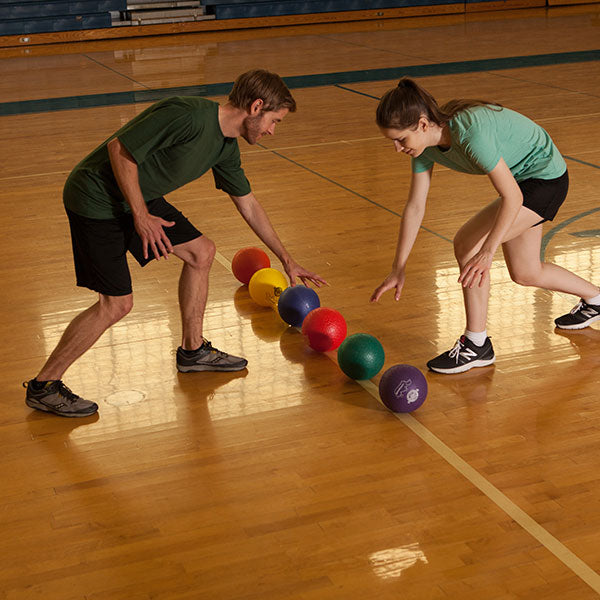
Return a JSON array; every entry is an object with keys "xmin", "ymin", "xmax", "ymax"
[
  {"xmin": 64, "ymin": 97, "xmax": 251, "ymax": 219},
  {"xmin": 411, "ymin": 106, "xmax": 566, "ymax": 181}
]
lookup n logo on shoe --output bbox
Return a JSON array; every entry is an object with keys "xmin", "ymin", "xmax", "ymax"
[{"xmin": 460, "ymin": 347, "xmax": 478, "ymax": 360}]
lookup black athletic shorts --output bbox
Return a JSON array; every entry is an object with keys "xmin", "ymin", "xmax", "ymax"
[
  {"xmin": 519, "ymin": 169, "xmax": 569, "ymax": 225},
  {"xmin": 66, "ymin": 197, "xmax": 202, "ymax": 296}
]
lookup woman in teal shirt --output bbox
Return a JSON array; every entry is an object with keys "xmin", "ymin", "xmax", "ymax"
[{"xmin": 371, "ymin": 77, "xmax": 600, "ymax": 374}]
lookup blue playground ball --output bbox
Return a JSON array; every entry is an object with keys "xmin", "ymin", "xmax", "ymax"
[
  {"xmin": 277, "ymin": 285, "xmax": 320, "ymax": 327},
  {"xmin": 378, "ymin": 364, "xmax": 428, "ymax": 413}
]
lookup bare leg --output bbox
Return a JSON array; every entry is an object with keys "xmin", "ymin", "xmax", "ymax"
[
  {"xmin": 172, "ymin": 236, "xmax": 216, "ymax": 350},
  {"xmin": 502, "ymin": 226, "xmax": 600, "ymax": 298},
  {"xmin": 453, "ymin": 201, "xmax": 500, "ymax": 332},
  {"xmin": 37, "ymin": 294, "xmax": 133, "ymax": 381},
  {"xmin": 456, "ymin": 199, "xmax": 599, "ymax": 333}
]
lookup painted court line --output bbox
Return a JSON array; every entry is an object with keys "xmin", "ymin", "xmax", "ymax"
[
  {"xmin": 213, "ymin": 246, "xmax": 600, "ymax": 594},
  {"xmin": 357, "ymin": 378, "xmax": 600, "ymax": 594},
  {"xmin": 2, "ymin": 48, "xmax": 599, "ymax": 116}
]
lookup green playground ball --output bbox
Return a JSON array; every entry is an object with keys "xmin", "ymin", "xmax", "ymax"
[{"xmin": 337, "ymin": 333, "xmax": 385, "ymax": 380}]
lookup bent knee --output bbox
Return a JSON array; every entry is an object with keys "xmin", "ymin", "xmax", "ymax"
[
  {"xmin": 100, "ymin": 294, "xmax": 133, "ymax": 323},
  {"xmin": 183, "ymin": 236, "xmax": 216, "ymax": 270},
  {"xmin": 509, "ymin": 269, "xmax": 540, "ymax": 287},
  {"xmin": 453, "ymin": 235, "xmax": 474, "ymax": 266}
]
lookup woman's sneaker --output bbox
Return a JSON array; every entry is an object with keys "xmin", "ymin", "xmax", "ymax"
[
  {"xmin": 24, "ymin": 380, "xmax": 98, "ymax": 417},
  {"xmin": 176, "ymin": 340, "xmax": 248, "ymax": 372},
  {"xmin": 554, "ymin": 300, "xmax": 600, "ymax": 330},
  {"xmin": 427, "ymin": 335, "xmax": 495, "ymax": 374}
]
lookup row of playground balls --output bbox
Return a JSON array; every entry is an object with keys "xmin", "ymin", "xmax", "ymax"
[{"xmin": 232, "ymin": 247, "xmax": 428, "ymax": 413}]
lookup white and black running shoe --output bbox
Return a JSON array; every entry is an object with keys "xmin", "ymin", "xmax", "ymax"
[
  {"xmin": 427, "ymin": 335, "xmax": 495, "ymax": 374},
  {"xmin": 554, "ymin": 300, "xmax": 600, "ymax": 330}
]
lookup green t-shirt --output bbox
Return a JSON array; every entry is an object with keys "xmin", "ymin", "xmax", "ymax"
[
  {"xmin": 411, "ymin": 106, "xmax": 566, "ymax": 181},
  {"xmin": 63, "ymin": 97, "xmax": 251, "ymax": 219}
]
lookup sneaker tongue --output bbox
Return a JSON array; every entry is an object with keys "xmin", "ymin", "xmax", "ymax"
[{"xmin": 459, "ymin": 335, "xmax": 466, "ymax": 343}]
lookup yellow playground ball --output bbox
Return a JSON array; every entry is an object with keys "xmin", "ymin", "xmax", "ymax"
[{"xmin": 248, "ymin": 268, "xmax": 288, "ymax": 308}]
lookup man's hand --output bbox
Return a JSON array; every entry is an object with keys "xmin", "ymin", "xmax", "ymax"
[
  {"xmin": 284, "ymin": 260, "xmax": 328, "ymax": 288},
  {"xmin": 134, "ymin": 213, "xmax": 175, "ymax": 260}
]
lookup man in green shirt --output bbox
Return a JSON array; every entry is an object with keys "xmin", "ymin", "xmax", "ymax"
[{"xmin": 24, "ymin": 69, "xmax": 325, "ymax": 418}]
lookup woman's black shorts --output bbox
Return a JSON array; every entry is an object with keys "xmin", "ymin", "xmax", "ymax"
[
  {"xmin": 519, "ymin": 169, "xmax": 569, "ymax": 224},
  {"xmin": 66, "ymin": 197, "xmax": 202, "ymax": 296}
]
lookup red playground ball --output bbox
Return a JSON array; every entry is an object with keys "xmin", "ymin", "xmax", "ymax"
[
  {"xmin": 301, "ymin": 307, "xmax": 347, "ymax": 352},
  {"xmin": 379, "ymin": 364, "xmax": 428, "ymax": 413},
  {"xmin": 232, "ymin": 247, "xmax": 271, "ymax": 285}
]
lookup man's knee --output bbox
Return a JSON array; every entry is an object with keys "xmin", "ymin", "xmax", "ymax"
[
  {"xmin": 100, "ymin": 294, "xmax": 133, "ymax": 324},
  {"xmin": 183, "ymin": 236, "xmax": 216, "ymax": 271}
]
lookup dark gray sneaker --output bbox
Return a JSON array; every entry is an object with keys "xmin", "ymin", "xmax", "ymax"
[
  {"xmin": 176, "ymin": 340, "xmax": 248, "ymax": 372},
  {"xmin": 555, "ymin": 300, "xmax": 600, "ymax": 330},
  {"xmin": 24, "ymin": 379, "xmax": 98, "ymax": 417}
]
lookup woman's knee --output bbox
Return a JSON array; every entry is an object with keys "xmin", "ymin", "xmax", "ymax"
[
  {"xmin": 509, "ymin": 266, "xmax": 541, "ymax": 287},
  {"xmin": 453, "ymin": 233, "xmax": 475, "ymax": 266}
]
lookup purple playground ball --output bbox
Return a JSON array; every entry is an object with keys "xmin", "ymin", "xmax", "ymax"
[{"xmin": 378, "ymin": 364, "xmax": 428, "ymax": 413}]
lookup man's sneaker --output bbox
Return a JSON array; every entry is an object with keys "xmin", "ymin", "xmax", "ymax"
[
  {"xmin": 24, "ymin": 379, "xmax": 98, "ymax": 417},
  {"xmin": 176, "ymin": 340, "xmax": 248, "ymax": 372},
  {"xmin": 555, "ymin": 300, "xmax": 600, "ymax": 330},
  {"xmin": 427, "ymin": 335, "xmax": 495, "ymax": 374}
]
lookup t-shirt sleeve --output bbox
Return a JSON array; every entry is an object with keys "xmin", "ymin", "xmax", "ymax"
[
  {"xmin": 117, "ymin": 103, "xmax": 195, "ymax": 165},
  {"xmin": 212, "ymin": 140, "xmax": 252, "ymax": 197},
  {"xmin": 461, "ymin": 122, "xmax": 502, "ymax": 174},
  {"xmin": 412, "ymin": 154, "xmax": 434, "ymax": 173}
]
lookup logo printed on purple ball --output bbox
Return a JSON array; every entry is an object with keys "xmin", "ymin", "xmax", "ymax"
[
  {"xmin": 394, "ymin": 379, "xmax": 421, "ymax": 404},
  {"xmin": 394, "ymin": 379, "xmax": 411, "ymax": 397},
  {"xmin": 406, "ymin": 389, "xmax": 420, "ymax": 404}
]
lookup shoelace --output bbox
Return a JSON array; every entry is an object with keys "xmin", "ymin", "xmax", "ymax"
[
  {"xmin": 202, "ymin": 340, "xmax": 228, "ymax": 358},
  {"xmin": 570, "ymin": 301, "xmax": 584, "ymax": 315},
  {"xmin": 54, "ymin": 381, "xmax": 82, "ymax": 404},
  {"xmin": 448, "ymin": 338, "xmax": 465, "ymax": 364}
]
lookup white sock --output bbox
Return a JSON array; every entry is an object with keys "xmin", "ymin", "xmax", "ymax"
[
  {"xmin": 465, "ymin": 329, "xmax": 487, "ymax": 347},
  {"xmin": 584, "ymin": 293, "xmax": 600, "ymax": 306}
]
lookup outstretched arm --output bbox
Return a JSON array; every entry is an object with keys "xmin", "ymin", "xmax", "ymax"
[
  {"xmin": 371, "ymin": 168, "xmax": 432, "ymax": 302},
  {"xmin": 107, "ymin": 137, "xmax": 174, "ymax": 260},
  {"xmin": 230, "ymin": 192, "xmax": 327, "ymax": 287}
]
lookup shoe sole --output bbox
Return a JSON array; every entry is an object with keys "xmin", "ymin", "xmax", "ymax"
[
  {"xmin": 177, "ymin": 363, "xmax": 248, "ymax": 373},
  {"xmin": 25, "ymin": 397, "xmax": 98, "ymax": 418},
  {"xmin": 428, "ymin": 356, "xmax": 496, "ymax": 374},
  {"xmin": 555, "ymin": 314, "xmax": 600, "ymax": 330}
]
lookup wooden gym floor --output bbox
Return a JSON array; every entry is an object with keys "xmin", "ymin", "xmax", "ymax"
[{"xmin": 1, "ymin": 5, "xmax": 600, "ymax": 599}]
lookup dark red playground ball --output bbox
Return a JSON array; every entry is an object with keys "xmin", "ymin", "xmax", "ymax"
[{"xmin": 232, "ymin": 247, "xmax": 271, "ymax": 285}]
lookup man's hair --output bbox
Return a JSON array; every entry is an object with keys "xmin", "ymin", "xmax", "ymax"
[{"xmin": 228, "ymin": 69, "xmax": 297, "ymax": 113}]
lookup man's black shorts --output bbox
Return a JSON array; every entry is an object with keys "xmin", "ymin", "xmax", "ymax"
[
  {"xmin": 519, "ymin": 169, "xmax": 569, "ymax": 224},
  {"xmin": 66, "ymin": 197, "xmax": 202, "ymax": 296}
]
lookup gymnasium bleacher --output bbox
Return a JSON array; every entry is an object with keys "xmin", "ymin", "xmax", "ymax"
[{"xmin": 0, "ymin": 0, "xmax": 588, "ymax": 44}]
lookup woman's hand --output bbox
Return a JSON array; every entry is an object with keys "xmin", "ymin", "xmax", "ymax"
[
  {"xmin": 370, "ymin": 269, "xmax": 406, "ymax": 302},
  {"xmin": 458, "ymin": 248, "xmax": 493, "ymax": 288}
]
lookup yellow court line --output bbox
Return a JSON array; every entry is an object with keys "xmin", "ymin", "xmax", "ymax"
[
  {"xmin": 358, "ymin": 378, "xmax": 600, "ymax": 595},
  {"xmin": 215, "ymin": 246, "xmax": 600, "ymax": 595},
  {"xmin": 0, "ymin": 170, "xmax": 70, "ymax": 182}
]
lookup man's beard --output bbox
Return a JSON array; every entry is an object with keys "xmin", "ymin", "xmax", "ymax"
[{"xmin": 242, "ymin": 113, "xmax": 263, "ymax": 145}]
